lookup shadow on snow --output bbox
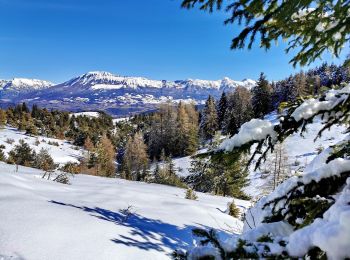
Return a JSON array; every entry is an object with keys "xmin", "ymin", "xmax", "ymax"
[{"xmin": 49, "ymin": 200, "xmax": 214, "ymax": 253}]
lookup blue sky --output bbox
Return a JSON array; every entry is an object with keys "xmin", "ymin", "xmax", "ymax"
[{"xmin": 0, "ymin": 0, "xmax": 348, "ymax": 83}]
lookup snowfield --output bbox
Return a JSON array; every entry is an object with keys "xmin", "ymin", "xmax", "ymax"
[
  {"xmin": 0, "ymin": 162, "xmax": 249, "ymax": 260},
  {"xmin": 0, "ymin": 127, "xmax": 84, "ymax": 165}
]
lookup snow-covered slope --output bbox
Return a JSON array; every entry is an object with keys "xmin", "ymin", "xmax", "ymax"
[
  {"xmin": 0, "ymin": 127, "xmax": 84, "ymax": 165},
  {"xmin": 62, "ymin": 71, "xmax": 255, "ymax": 91},
  {"xmin": 0, "ymin": 78, "xmax": 53, "ymax": 91},
  {"xmin": 0, "ymin": 162, "xmax": 250, "ymax": 260},
  {"xmin": 0, "ymin": 71, "xmax": 255, "ymax": 116},
  {"xmin": 171, "ymin": 111, "xmax": 347, "ymax": 199}
]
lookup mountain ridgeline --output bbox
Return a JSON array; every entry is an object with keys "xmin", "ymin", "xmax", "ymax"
[{"xmin": 0, "ymin": 71, "xmax": 255, "ymax": 116}]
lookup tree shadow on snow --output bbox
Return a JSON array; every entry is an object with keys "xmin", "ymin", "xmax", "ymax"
[{"xmin": 49, "ymin": 200, "xmax": 214, "ymax": 253}]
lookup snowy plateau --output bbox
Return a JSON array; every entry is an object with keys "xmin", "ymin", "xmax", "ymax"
[{"xmin": 0, "ymin": 72, "xmax": 255, "ymax": 117}]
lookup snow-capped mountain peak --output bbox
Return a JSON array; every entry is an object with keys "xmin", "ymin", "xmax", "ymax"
[
  {"xmin": 0, "ymin": 78, "xmax": 54, "ymax": 91},
  {"xmin": 0, "ymin": 71, "xmax": 256, "ymax": 117}
]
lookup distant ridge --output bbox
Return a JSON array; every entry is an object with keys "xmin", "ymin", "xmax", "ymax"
[{"xmin": 0, "ymin": 71, "xmax": 256, "ymax": 116}]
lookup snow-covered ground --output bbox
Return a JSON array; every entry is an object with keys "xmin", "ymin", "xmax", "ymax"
[
  {"xmin": 167, "ymin": 111, "xmax": 347, "ymax": 198},
  {"xmin": 244, "ymin": 115, "xmax": 347, "ymax": 198},
  {"xmin": 0, "ymin": 162, "xmax": 249, "ymax": 260},
  {"xmin": 71, "ymin": 111, "xmax": 100, "ymax": 118},
  {"xmin": 0, "ymin": 127, "xmax": 84, "ymax": 165}
]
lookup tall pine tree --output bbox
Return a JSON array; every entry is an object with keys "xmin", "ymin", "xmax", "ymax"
[
  {"xmin": 200, "ymin": 95, "xmax": 218, "ymax": 141},
  {"xmin": 252, "ymin": 73, "xmax": 272, "ymax": 118}
]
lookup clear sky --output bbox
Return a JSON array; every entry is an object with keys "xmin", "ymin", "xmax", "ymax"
[{"xmin": 0, "ymin": 0, "xmax": 348, "ymax": 83}]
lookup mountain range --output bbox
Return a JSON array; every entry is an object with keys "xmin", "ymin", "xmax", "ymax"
[{"xmin": 0, "ymin": 71, "xmax": 256, "ymax": 116}]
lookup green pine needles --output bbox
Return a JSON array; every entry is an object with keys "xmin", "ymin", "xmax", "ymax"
[{"xmin": 181, "ymin": 0, "xmax": 350, "ymax": 66}]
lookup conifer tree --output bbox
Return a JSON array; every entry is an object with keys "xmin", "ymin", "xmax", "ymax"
[
  {"xmin": 200, "ymin": 95, "xmax": 218, "ymax": 140},
  {"xmin": 252, "ymin": 73, "xmax": 272, "ymax": 118},
  {"xmin": 217, "ymin": 92, "xmax": 228, "ymax": 129},
  {"xmin": 8, "ymin": 139, "xmax": 35, "ymax": 167},
  {"xmin": 123, "ymin": 132, "xmax": 149, "ymax": 181},
  {"xmin": 96, "ymin": 135, "xmax": 116, "ymax": 177},
  {"xmin": 84, "ymin": 136, "xmax": 94, "ymax": 152},
  {"xmin": 223, "ymin": 87, "xmax": 253, "ymax": 135},
  {"xmin": 177, "ymin": 101, "xmax": 190, "ymax": 154},
  {"xmin": 21, "ymin": 102, "xmax": 29, "ymax": 113},
  {"xmin": 181, "ymin": 0, "xmax": 350, "ymax": 66},
  {"xmin": 35, "ymin": 148, "xmax": 56, "ymax": 179},
  {"xmin": 0, "ymin": 145, "xmax": 6, "ymax": 161},
  {"xmin": 0, "ymin": 109, "xmax": 6, "ymax": 129}
]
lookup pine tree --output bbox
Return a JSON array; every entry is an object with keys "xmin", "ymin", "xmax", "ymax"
[
  {"xmin": 35, "ymin": 148, "xmax": 56, "ymax": 179},
  {"xmin": 84, "ymin": 136, "xmax": 94, "ymax": 152},
  {"xmin": 25, "ymin": 118, "xmax": 38, "ymax": 136},
  {"xmin": 200, "ymin": 95, "xmax": 218, "ymax": 141},
  {"xmin": 223, "ymin": 87, "xmax": 253, "ymax": 135},
  {"xmin": 217, "ymin": 92, "xmax": 228, "ymax": 129},
  {"xmin": 95, "ymin": 135, "xmax": 116, "ymax": 177},
  {"xmin": 0, "ymin": 109, "xmax": 6, "ymax": 128},
  {"xmin": 8, "ymin": 139, "xmax": 36, "ymax": 167},
  {"xmin": 153, "ymin": 162, "xmax": 161, "ymax": 183},
  {"xmin": 177, "ymin": 101, "xmax": 190, "ymax": 154},
  {"xmin": 252, "ymin": 73, "xmax": 272, "ymax": 118},
  {"xmin": 211, "ymin": 153, "xmax": 250, "ymax": 199},
  {"xmin": 181, "ymin": 0, "xmax": 350, "ymax": 66},
  {"xmin": 0, "ymin": 145, "xmax": 6, "ymax": 161},
  {"xmin": 21, "ymin": 102, "xmax": 29, "ymax": 113},
  {"xmin": 185, "ymin": 188, "xmax": 198, "ymax": 200},
  {"xmin": 123, "ymin": 132, "xmax": 149, "ymax": 181}
]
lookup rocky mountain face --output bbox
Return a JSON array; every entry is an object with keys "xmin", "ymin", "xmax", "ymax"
[{"xmin": 0, "ymin": 71, "xmax": 255, "ymax": 116}]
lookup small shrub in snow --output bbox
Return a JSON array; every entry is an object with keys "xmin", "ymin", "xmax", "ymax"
[
  {"xmin": 35, "ymin": 148, "xmax": 56, "ymax": 173},
  {"xmin": 119, "ymin": 205, "xmax": 135, "ymax": 222},
  {"xmin": 48, "ymin": 141, "xmax": 59, "ymax": 147},
  {"xmin": 0, "ymin": 145, "xmax": 6, "ymax": 161},
  {"xmin": 53, "ymin": 172, "xmax": 71, "ymax": 185},
  {"xmin": 227, "ymin": 200, "xmax": 240, "ymax": 218},
  {"xmin": 185, "ymin": 188, "xmax": 198, "ymax": 200},
  {"xmin": 34, "ymin": 138, "xmax": 40, "ymax": 146},
  {"xmin": 5, "ymin": 138, "xmax": 15, "ymax": 145},
  {"xmin": 61, "ymin": 162, "xmax": 81, "ymax": 174}
]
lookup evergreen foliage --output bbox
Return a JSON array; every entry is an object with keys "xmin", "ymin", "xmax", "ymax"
[
  {"xmin": 34, "ymin": 148, "xmax": 56, "ymax": 173},
  {"xmin": 228, "ymin": 200, "xmax": 240, "ymax": 218},
  {"xmin": 252, "ymin": 73, "xmax": 272, "ymax": 118},
  {"xmin": 185, "ymin": 188, "xmax": 198, "ymax": 200},
  {"xmin": 122, "ymin": 132, "xmax": 149, "ymax": 181},
  {"xmin": 181, "ymin": 0, "xmax": 350, "ymax": 66},
  {"xmin": 223, "ymin": 86, "xmax": 253, "ymax": 135},
  {"xmin": 200, "ymin": 95, "xmax": 219, "ymax": 140},
  {"xmin": 216, "ymin": 92, "xmax": 228, "ymax": 129},
  {"xmin": 7, "ymin": 139, "xmax": 36, "ymax": 167},
  {"xmin": 0, "ymin": 145, "xmax": 6, "ymax": 161}
]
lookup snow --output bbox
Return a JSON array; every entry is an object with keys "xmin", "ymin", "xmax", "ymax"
[
  {"xmin": 244, "ymin": 155, "xmax": 350, "ymax": 234},
  {"xmin": 219, "ymin": 119, "xmax": 276, "ymax": 152},
  {"xmin": 0, "ymin": 162, "xmax": 250, "ymax": 260},
  {"xmin": 0, "ymin": 78, "xmax": 53, "ymax": 91},
  {"xmin": 219, "ymin": 85, "xmax": 350, "ymax": 154},
  {"xmin": 291, "ymin": 85, "xmax": 350, "ymax": 121},
  {"xmin": 72, "ymin": 111, "xmax": 100, "ymax": 118},
  {"xmin": 65, "ymin": 71, "xmax": 255, "ymax": 91},
  {"xmin": 287, "ymin": 177, "xmax": 350, "ymax": 259},
  {"xmin": 0, "ymin": 127, "xmax": 84, "ymax": 165}
]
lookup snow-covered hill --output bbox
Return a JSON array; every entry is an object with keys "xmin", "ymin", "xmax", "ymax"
[
  {"xmin": 0, "ymin": 127, "xmax": 84, "ymax": 165},
  {"xmin": 0, "ymin": 162, "xmax": 249, "ymax": 260},
  {"xmin": 0, "ymin": 78, "xmax": 53, "ymax": 91},
  {"xmin": 0, "ymin": 72, "xmax": 255, "ymax": 116},
  {"xmin": 169, "ymin": 111, "xmax": 347, "ymax": 199},
  {"xmin": 62, "ymin": 71, "xmax": 254, "ymax": 91}
]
